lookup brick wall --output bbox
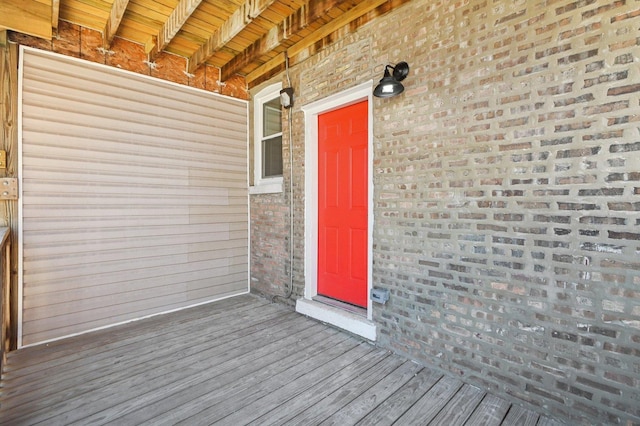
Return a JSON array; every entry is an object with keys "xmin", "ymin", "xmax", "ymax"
[
  {"xmin": 250, "ymin": 191, "xmax": 291, "ymax": 299},
  {"xmin": 261, "ymin": 0, "xmax": 640, "ymax": 423},
  {"xmin": 8, "ymin": 21, "xmax": 248, "ymax": 99},
  {"xmin": 248, "ymin": 79, "xmax": 298, "ymax": 304}
]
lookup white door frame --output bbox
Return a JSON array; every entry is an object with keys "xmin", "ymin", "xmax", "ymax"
[{"xmin": 295, "ymin": 81, "xmax": 376, "ymax": 340}]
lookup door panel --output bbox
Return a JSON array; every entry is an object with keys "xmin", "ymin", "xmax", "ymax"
[{"xmin": 317, "ymin": 100, "xmax": 368, "ymax": 307}]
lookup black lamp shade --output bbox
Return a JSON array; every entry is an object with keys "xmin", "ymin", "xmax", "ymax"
[
  {"xmin": 373, "ymin": 62, "xmax": 409, "ymax": 98},
  {"xmin": 373, "ymin": 75, "xmax": 405, "ymax": 97}
]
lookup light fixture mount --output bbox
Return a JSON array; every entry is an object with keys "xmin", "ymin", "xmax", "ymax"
[
  {"xmin": 280, "ymin": 87, "xmax": 294, "ymax": 108},
  {"xmin": 373, "ymin": 61, "xmax": 410, "ymax": 98},
  {"xmin": 391, "ymin": 61, "xmax": 409, "ymax": 81}
]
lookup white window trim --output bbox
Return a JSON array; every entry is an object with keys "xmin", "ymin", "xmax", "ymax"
[{"xmin": 250, "ymin": 82, "xmax": 283, "ymax": 194}]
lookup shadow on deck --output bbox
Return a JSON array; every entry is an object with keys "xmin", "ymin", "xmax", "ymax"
[{"xmin": 0, "ymin": 294, "xmax": 565, "ymax": 425}]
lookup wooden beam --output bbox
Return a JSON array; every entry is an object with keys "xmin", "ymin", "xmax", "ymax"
[
  {"xmin": 103, "ymin": 0, "xmax": 130, "ymax": 48},
  {"xmin": 0, "ymin": 33, "xmax": 18, "ymax": 353},
  {"xmin": 148, "ymin": 0, "xmax": 204, "ymax": 61},
  {"xmin": 246, "ymin": 0, "xmax": 392, "ymax": 85},
  {"xmin": 188, "ymin": 0, "xmax": 279, "ymax": 74},
  {"xmin": 52, "ymin": 0, "xmax": 60, "ymax": 30},
  {"xmin": 0, "ymin": 0, "xmax": 52, "ymax": 40},
  {"xmin": 221, "ymin": 0, "xmax": 352, "ymax": 81}
]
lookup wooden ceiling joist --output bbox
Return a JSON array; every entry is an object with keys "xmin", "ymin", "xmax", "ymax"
[
  {"xmin": 147, "ymin": 0, "xmax": 205, "ymax": 61},
  {"xmin": 9, "ymin": 0, "xmax": 411, "ymax": 86},
  {"xmin": 103, "ymin": 0, "xmax": 130, "ymax": 49},
  {"xmin": 0, "ymin": 0, "xmax": 53, "ymax": 40},
  {"xmin": 220, "ymin": 0, "xmax": 352, "ymax": 81},
  {"xmin": 246, "ymin": 0, "xmax": 391, "ymax": 85},
  {"xmin": 187, "ymin": 0, "xmax": 279, "ymax": 74},
  {"xmin": 52, "ymin": 0, "xmax": 60, "ymax": 31}
]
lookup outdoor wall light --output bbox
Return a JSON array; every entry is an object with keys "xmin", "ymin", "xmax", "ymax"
[
  {"xmin": 373, "ymin": 61, "xmax": 409, "ymax": 98},
  {"xmin": 280, "ymin": 87, "xmax": 294, "ymax": 108}
]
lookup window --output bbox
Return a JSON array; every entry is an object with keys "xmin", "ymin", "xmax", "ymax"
[{"xmin": 252, "ymin": 83, "xmax": 283, "ymax": 193}]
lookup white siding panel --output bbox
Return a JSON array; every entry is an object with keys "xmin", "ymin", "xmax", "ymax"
[{"xmin": 19, "ymin": 48, "xmax": 249, "ymax": 346}]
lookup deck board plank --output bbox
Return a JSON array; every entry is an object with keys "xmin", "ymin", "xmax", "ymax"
[
  {"xmin": 394, "ymin": 375, "xmax": 465, "ymax": 424},
  {"xmin": 2, "ymin": 302, "xmax": 284, "ymax": 396},
  {"xmin": 73, "ymin": 322, "xmax": 341, "ymax": 425},
  {"xmin": 465, "ymin": 394, "xmax": 512, "ymax": 426},
  {"xmin": 0, "ymin": 294, "xmax": 566, "ymax": 426},
  {"xmin": 2, "ymin": 312, "xmax": 306, "ymax": 424},
  {"xmin": 355, "ymin": 367, "xmax": 443, "ymax": 426},
  {"xmin": 139, "ymin": 334, "xmax": 369, "ymax": 425},
  {"xmin": 113, "ymin": 328, "xmax": 350, "ymax": 425},
  {"xmin": 209, "ymin": 345, "xmax": 386, "ymax": 426},
  {"xmin": 0, "ymin": 304, "xmax": 288, "ymax": 405},
  {"xmin": 537, "ymin": 416, "xmax": 567, "ymax": 426},
  {"xmin": 258, "ymin": 353, "xmax": 406, "ymax": 425},
  {"xmin": 428, "ymin": 383, "xmax": 485, "ymax": 425},
  {"xmin": 319, "ymin": 360, "xmax": 423, "ymax": 426},
  {"xmin": 4, "ymin": 296, "xmax": 268, "ymax": 380},
  {"xmin": 502, "ymin": 404, "xmax": 540, "ymax": 426},
  {"xmin": 6, "ymin": 295, "xmax": 260, "ymax": 367},
  {"xmin": 41, "ymin": 314, "xmax": 313, "ymax": 425}
]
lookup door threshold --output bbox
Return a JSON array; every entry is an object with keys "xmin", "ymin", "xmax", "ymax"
[
  {"xmin": 312, "ymin": 295, "xmax": 367, "ymax": 317},
  {"xmin": 295, "ymin": 297, "xmax": 376, "ymax": 341}
]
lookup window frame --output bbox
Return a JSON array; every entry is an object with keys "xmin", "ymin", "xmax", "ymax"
[{"xmin": 251, "ymin": 82, "xmax": 284, "ymax": 194}]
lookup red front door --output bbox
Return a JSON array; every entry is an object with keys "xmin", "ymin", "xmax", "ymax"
[{"xmin": 317, "ymin": 100, "xmax": 368, "ymax": 307}]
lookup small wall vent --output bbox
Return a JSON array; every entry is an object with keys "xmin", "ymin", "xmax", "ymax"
[{"xmin": 371, "ymin": 287, "xmax": 390, "ymax": 304}]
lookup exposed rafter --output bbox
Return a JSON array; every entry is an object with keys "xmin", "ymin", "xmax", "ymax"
[
  {"xmin": 220, "ymin": 0, "xmax": 351, "ymax": 81},
  {"xmin": 246, "ymin": 0, "xmax": 392, "ymax": 85},
  {"xmin": 5, "ymin": 0, "xmax": 412, "ymax": 88},
  {"xmin": 147, "ymin": 0, "xmax": 205, "ymax": 61},
  {"xmin": 0, "ymin": 0, "xmax": 52, "ymax": 40},
  {"xmin": 52, "ymin": 0, "xmax": 60, "ymax": 30},
  {"xmin": 187, "ymin": 0, "xmax": 279, "ymax": 74},
  {"xmin": 103, "ymin": 0, "xmax": 130, "ymax": 48}
]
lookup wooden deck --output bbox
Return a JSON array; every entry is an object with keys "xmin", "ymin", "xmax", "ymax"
[{"xmin": 0, "ymin": 294, "xmax": 564, "ymax": 425}]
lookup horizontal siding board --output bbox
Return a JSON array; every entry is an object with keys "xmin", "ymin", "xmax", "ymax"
[
  {"xmin": 23, "ymin": 274, "xmax": 248, "ymax": 335},
  {"xmin": 25, "ymin": 169, "xmax": 247, "ymax": 185},
  {"xmin": 24, "ymin": 182, "xmax": 238, "ymax": 198},
  {"xmin": 23, "ymin": 230, "xmax": 246, "ymax": 257},
  {"xmin": 23, "ymin": 227, "xmax": 247, "ymax": 248},
  {"xmin": 21, "ymin": 123, "xmax": 247, "ymax": 159},
  {"xmin": 184, "ymin": 274, "xmax": 249, "ymax": 293},
  {"xmin": 24, "ymin": 272, "xmax": 249, "ymax": 308},
  {"xmin": 189, "ymin": 205, "xmax": 248, "ymax": 216},
  {"xmin": 24, "ymin": 224, "xmax": 233, "ymax": 243},
  {"xmin": 20, "ymin": 48, "xmax": 249, "ymax": 346},
  {"xmin": 24, "ymin": 244, "xmax": 191, "ymax": 278},
  {"xmin": 24, "ymin": 275, "xmax": 248, "ymax": 323},
  {"xmin": 21, "ymin": 54, "xmax": 247, "ymax": 121},
  {"xmin": 22, "ymin": 287, "xmax": 248, "ymax": 345},
  {"xmin": 24, "ymin": 228, "xmax": 246, "ymax": 258},
  {"xmin": 188, "ymin": 247, "xmax": 247, "ymax": 262},
  {"xmin": 186, "ymin": 285, "xmax": 247, "ymax": 301},
  {"xmin": 21, "ymin": 140, "xmax": 247, "ymax": 171},
  {"xmin": 24, "ymin": 240, "xmax": 246, "ymax": 271},
  {"xmin": 23, "ymin": 215, "xmax": 190, "ymax": 231},
  {"xmin": 21, "ymin": 100, "xmax": 247, "ymax": 144},
  {"xmin": 23, "ymin": 259, "xmax": 246, "ymax": 301},
  {"xmin": 22, "ymin": 77, "xmax": 247, "ymax": 129},
  {"xmin": 24, "ymin": 249, "xmax": 241, "ymax": 286},
  {"xmin": 189, "ymin": 168, "xmax": 247, "ymax": 180},
  {"xmin": 21, "ymin": 124, "xmax": 247, "ymax": 160},
  {"xmin": 22, "ymin": 154, "xmax": 246, "ymax": 176}
]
